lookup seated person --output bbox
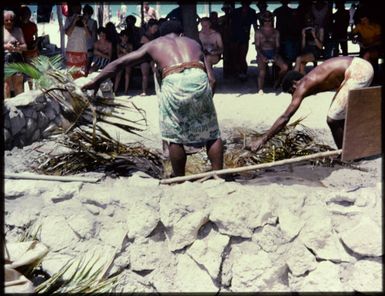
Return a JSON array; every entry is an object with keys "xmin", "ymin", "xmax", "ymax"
[
  {"xmin": 4, "ymin": 10, "xmax": 27, "ymax": 98},
  {"xmin": 199, "ymin": 17, "xmax": 223, "ymax": 76},
  {"xmin": 90, "ymin": 27, "xmax": 112, "ymax": 72},
  {"xmin": 254, "ymin": 11, "xmax": 288, "ymax": 94},
  {"xmin": 294, "ymin": 13, "xmax": 324, "ymax": 74}
]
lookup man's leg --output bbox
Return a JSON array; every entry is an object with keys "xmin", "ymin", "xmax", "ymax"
[
  {"xmin": 327, "ymin": 117, "xmax": 345, "ymax": 149},
  {"xmin": 206, "ymin": 138, "xmax": 223, "ymax": 171},
  {"xmin": 168, "ymin": 142, "xmax": 187, "ymax": 176}
]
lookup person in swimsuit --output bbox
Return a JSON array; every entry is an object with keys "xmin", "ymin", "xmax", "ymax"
[
  {"xmin": 249, "ymin": 56, "xmax": 374, "ymax": 151},
  {"xmin": 90, "ymin": 27, "xmax": 112, "ymax": 73},
  {"xmin": 82, "ymin": 21, "xmax": 223, "ymax": 177},
  {"xmin": 199, "ymin": 17, "xmax": 223, "ymax": 87},
  {"xmin": 254, "ymin": 11, "xmax": 288, "ymax": 94}
]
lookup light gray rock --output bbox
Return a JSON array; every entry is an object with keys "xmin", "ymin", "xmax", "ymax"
[
  {"xmin": 4, "ymin": 128, "xmax": 11, "ymax": 146},
  {"xmin": 5, "ymin": 206, "xmax": 41, "ymax": 229},
  {"xmin": 322, "ymin": 168, "xmax": 371, "ymax": 189},
  {"xmin": 44, "ymin": 106, "xmax": 57, "ymax": 120},
  {"xmin": 129, "ymin": 237, "xmax": 169, "ymax": 272},
  {"xmin": 38, "ymin": 215, "xmax": 80, "ymax": 251},
  {"xmin": 25, "ymin": 117, "xmax": 37, "ymax": 135},
  {"xmin": 252, "ymin": 224, "xmax": 287, "ymax": 253},
  {"xmin": 5, "ymin": 90, "xmax": 43, "ymax": 107},
  {"xmin": 78, "ymin": 185, "xmax": 113, "ymax": 209},
  {"xmin": 174, "ymin": 254, "xmax": 218, "ymax": 292},
  {"xmin": 98, "ymin": 221, "xmax": 127, "ymax": 248},
  {"xmin": 339, "ymin": 216, "xmax": 382, "ymax": 257},
  {"xmin": 347, "ymin": 259, "xmax": 382, "ymax": 292},
  {"xmin": 125, "ymin": 203, "xmax": 160, "ymax": 239},
  {"xmin": 85, "ymin": 204, "xmax": 101, "ymax": 215},
  {"xmin": 210, "ymin": 187, "xmax": 274, "ymax": 238},
  {"xmin": 286, "ymin": 240, "xmax": 317, "ymax": 276},
  {"xmin": 41, "ymin": 252, "xmax": 74, "ymax": 276},
  {"xmin": 289, "ymin": 261, "xmax": 345, "ymax": 291},
  {"xmin": 43, "ymin": 182, "xmax": 82, "ymax": 203},
  {"xmin": 67, "ymin": 211, "xmax": 96, "ymax": 240},
  {"xmin": 231, "ymin": 242, "xmax": 286, "ymax": 291},
  {"xmin": 113, "ymin": 270, "xmax": 157, "ymax": 293},
  {"xmin": 276, "ymin": 206, "xmax": 304, "ymax": 241},
  {"xmin": 37, "ymin": 111, "xmax": 49, "ymax": 129},
  {"xmin": 4, "ymin": 179, "xmax": 49, "ymax": 199},
  {"xmin": 299, "ymin": 202, "xmax": 354, "ymax": 262},
  {"xmin": 187, "ymin": 224, "xmax": 230, "ymax": 280},
  {"xmin": 160, "ymin": 182, "xmax": 211, "ymax": 251},
  {"xmin": 9, "ymin": 106, "xmax": 26, "ymax": 135}
]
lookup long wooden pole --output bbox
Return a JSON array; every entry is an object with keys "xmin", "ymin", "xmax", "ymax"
[
  {"xmin": 4, "ymin": 173, "xmax": 100, "ymax": 183},
  {"xmin": 160, "ymin": 149, "xmax": 342, "ymax": 184}
]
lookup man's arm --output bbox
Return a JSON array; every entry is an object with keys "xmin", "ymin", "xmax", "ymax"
[
  {"xmin": 250, "ymin": 94, "xmax": 303, "ymax": 151},
  {"xmin": 82, "ymin": 44, "xmax": 149, "ymax": 93}
]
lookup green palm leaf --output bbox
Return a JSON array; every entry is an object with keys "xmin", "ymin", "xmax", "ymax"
[{"xmin": 4, "ymin": 63, "xmax": 41, "ymax": 79}]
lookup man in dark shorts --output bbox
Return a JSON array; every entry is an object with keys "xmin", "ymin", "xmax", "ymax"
[
  {"xmin": 250, "ymin": 56, "xmax": 374, "ymax": 151},
  {"xmin": 82, "ymin": 21, "xmax": 223, "ymax": 177}
]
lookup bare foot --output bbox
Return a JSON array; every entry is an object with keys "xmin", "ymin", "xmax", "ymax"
[
  {"xmin": 140, "ymin": 92, "xmax": 147, "ymax": 96},
  {"xmin": 258, "ymin": 90, "xmax": 264, "ymax": 95}
]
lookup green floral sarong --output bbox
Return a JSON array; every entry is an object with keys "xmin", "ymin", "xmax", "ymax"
[{"xmin": 158, "ymin": 68, "xmax": 221, "ymax": 144}]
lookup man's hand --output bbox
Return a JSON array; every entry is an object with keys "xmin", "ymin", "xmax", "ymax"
[
  {"xmin": 81, "ymin": 80, "xmax": 100, "ymax": 96},
  {"xmin": 249, "ymin": 137, "xmax": 266, "ymax": 152}
]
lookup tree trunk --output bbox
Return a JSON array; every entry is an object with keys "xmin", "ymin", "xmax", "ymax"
[{"xmin": 180, "ymin": 3, "xmax": 199, "ymax": 42}]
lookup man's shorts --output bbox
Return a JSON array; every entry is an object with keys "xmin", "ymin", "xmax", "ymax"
[{"xmin": 327, "ymin": 57, "xmax": 374, "ymax": 120}]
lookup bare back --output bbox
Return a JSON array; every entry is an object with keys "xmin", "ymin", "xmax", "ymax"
[
  {"xmin": 145, "ymin": 35, "xmax": 203, "ymax": 69},
  {"xmin": 295, "ymin": 56, "xmax": 354, "ymax": 97}
]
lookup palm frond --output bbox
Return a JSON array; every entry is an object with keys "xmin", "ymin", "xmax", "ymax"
[{"xmin": 4, "ymin": 63, "xmax": 41, "ymax": 79}]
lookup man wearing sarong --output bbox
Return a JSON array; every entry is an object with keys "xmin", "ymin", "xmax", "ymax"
[
  {"xmin": 250, "ymin": 56, "xmax": 374, "ymax": 151},
  {"xmin": 82, "ymin": 21, "xmax": 223, "ymax": 177}
]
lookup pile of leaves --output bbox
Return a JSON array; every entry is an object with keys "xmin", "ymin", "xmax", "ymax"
[{"xmin": 180, "ymin": 119, "xmax": 335, "ymax": 178}]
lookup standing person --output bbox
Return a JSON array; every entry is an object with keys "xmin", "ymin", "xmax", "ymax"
[
  {"xmin": 139, "ymin": 19, "xmax": 159, "ymax": 96},
  {"xmin": 143, "ymin": 2, "xmax": 159, "ymax": 24},
  {"xmin": 273, "ymin": 0, "xmax": 301, "ymax": 67},
  {"xmin": 82, "ymin": 4, "xmax": 98, "ymax": 76},
  {"xmin": 229, "ymin": 0, "xmax": 257, "ymax": 81},
  {"xmin": 19, "ymin": 6, "xmax": 38, "ymax": 90},
  {"xmin": 4, "ymin": 10, "xmax": 27, "ymax": 98},
  {"xmin": 255, "ymin": 0, "xmax": 269, "ymax": 28},
  {"xmin": 125, "ymin": 15, "xmax": 142, "ymax": 50},
  {"xmin": 82, "ymin": 21, "xmax": 223, "ymax": 177},
  {"xmin": 330, "ymin": 0, "xmax": 350, "ymax": 56},
  {"xmin": 250, "ymin": 56, "xmax": 374, "ymax": 151},
  {"xmin": 199, "ymin": 17, "xmax": 223, "ymax": 86},
  {"xmin": 114, "ymin": 30, "xmax": 133, "ymax": 95},
  {"xmin": 349, "ymin": 2, "xmax": 357, "ymax": 32},
  {"xmin": 218, "ymin": 3, "xmax": 234, "ymax": 79},
  {"xmin": 294, "ymin": 13, "xmax": 324, "ymax": 74},
  {"xmin": 254, "ymin": 11, "xmax": 288, "ymax": 94},
  {"xmin": 64, "ymin": 2, "xmax": 91, "ymax": 79}
]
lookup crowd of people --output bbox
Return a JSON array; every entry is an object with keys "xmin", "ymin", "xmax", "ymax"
[{"xmin": 3, "ymin": 0, "xmax": 382, "ymax": 98}]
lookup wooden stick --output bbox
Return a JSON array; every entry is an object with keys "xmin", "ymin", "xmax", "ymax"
[
  {"xmin": 160, "ymin": 149, "xmax": 342, "ymax": 185},
  {"xmin": 4, "ymin": 173, "xmax": 100, "ymax": 183}
]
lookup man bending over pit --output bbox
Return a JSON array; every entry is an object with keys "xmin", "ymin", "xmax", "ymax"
[
  {"xmin": 82, "ymin": 21, "xmax": 223, "ymax": 177},
  {"xmin": 250, "ymin": 56, "xmax": 374, "ymax": 151}
]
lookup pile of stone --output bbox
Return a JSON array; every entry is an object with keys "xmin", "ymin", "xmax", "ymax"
[
  {"xmin": 4, "ymin": 156, "xmax": 382, "ymax": 292},
  {"xmin": 3, "ymin": 90, "xmax": 67, "ymax": 150}
]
